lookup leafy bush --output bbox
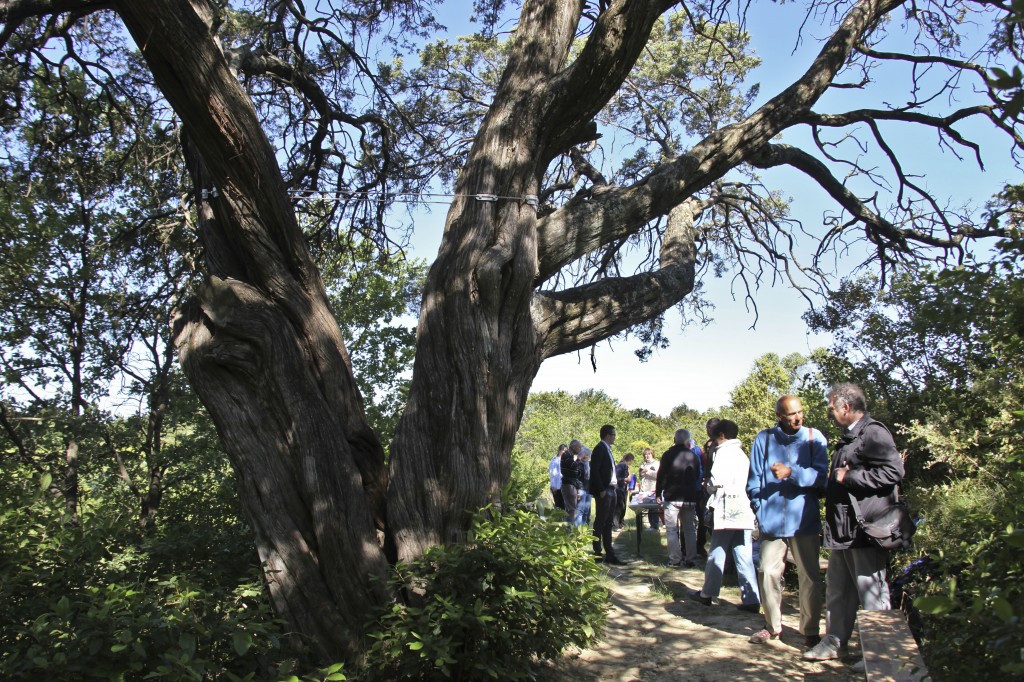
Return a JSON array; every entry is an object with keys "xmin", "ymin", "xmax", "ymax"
[
  {"xmin": 905, "ymin": 414, "xmax": 1024, "ymax": 681},
  {"xmin": 363, "ymin": 508, "xmax": 608, "ymax": 680},
  {"xmin": 0, "ymin": 463, "xmax": 296, "ymax": 681}
]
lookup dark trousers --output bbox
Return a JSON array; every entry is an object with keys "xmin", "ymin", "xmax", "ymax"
[
  {"xmin": 696, "ymin": 492, "xmax": 710, "ymax": 555},
  {"xmin": 592, "ymin": 487, "xmax": 617, "ymax": 557},
  {"xmin": 552, "ymin": 487, "xmax": 564, "ymax": 509},
  {"xmin": 614, "ymin": 486, "xmax": 628, "ymax": 527}
]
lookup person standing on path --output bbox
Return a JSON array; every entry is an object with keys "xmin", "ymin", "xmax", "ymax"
[
  {"xmin": 746, "ymin": 395, "xmax": 830, "ymax": 646},
  {"xmin": 613, "ymin": 453, "xmax": 635, "ymax": 530},
  {"xmin": 697, "ymin": 417, "xmax": 721, "ymax": 556},
  {"xmin": 560, "ymin": 442, "xmax": 582, "ymax": 528},
  {"xmin": 590, "ymin": 425, "xmax": 625, "ymax": 565},
  {"xmin": 804, "ymin": 383, "xmax": 905, "ymax": 661},
  {"xmin": 690, "ymin": 419, "xmax": 760, "ymax": 610},
  {"xmin": 570, "ymin": 441, "xmax": 593, "ymax": 527},
  {"xmin": 656, "ymin": 429, "xmax": 703, "ymax": 568},
  {"xmin": 637, "ymin": 447, "xmax": 661, "ymax": 530}
]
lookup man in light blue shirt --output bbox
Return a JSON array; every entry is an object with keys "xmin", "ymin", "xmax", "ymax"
[{"xmin": 746, "ymin": 395, "xmax": 829, "ymax": 646}]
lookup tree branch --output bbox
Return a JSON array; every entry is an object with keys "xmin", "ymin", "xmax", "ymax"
[
  {"xmin": 541, "ymin": 0, "xmax": 673, "ymax": 160},
  {"xmin": 749, "ymin": 142, "xmax": 1010, "ymax": 253},
  {"xmin": 802, "ymin": 105, "xmax": 1000, "ymax": 167},
  {"xmin": 536, "ymin": 0, "xmax": 907, "ymax": 281},
  {"xmin": 104, "ymin": 429, "xmax": 140, "ymax": 497},
  {"xmin": 0, "ymin": 0, "xmax": 108, "ymax": 48},
  {"xmin": 0, "ymin": 402, "xmax": 47, "ymax": 474},
  {"xmin": 535, "ymin": 199, "xmax": 698, "ymax": 358}
]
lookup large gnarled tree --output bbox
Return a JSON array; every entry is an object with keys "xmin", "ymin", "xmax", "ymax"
[{"xmin": 2, "ymin": 0, "xmax": 1021, "ymax": 661}]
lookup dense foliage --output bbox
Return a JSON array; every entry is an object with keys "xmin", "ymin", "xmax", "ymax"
[
  {"xmin": 363, "ymin": 508, "xmax": 608, "ymax": 681},
  {"xmin": 0, "ymin": 457, "xmax": 288, "ymax": 681}
]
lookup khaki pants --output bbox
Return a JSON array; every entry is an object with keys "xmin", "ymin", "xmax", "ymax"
[{"xmin": 758, "ymin": 534, "xmax": 824, "ymax": 636}]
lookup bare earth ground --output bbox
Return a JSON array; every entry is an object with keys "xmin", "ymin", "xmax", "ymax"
[{"xmin": 536, "ymin": 524, "xmax": 861, "ymax": 682}]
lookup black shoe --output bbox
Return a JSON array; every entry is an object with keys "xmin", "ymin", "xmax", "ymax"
[
  {"xmin": 736, "ymin": 603, "xmax": 761, "ymax": 613},
  {"xmin": 804, "ymin": 634, "xmax": 822, "ymax": 648},
  {"xmin": 687, "ymin": 589, "xmax": 712, "ymax": 606},
  {"xmin": 604, "ymin": 556, "xmax": 627, "ymax": 566}
]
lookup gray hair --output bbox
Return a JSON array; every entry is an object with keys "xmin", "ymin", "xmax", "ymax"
[
  {"xmin": 674, "ymin": 428, "xmax": 691, "ymax": 445},
  {"xmin": 828, "ymin": 383, "xmax": 867, "ymax": 413},
  {"xmin": 569, "ymin": 439, "xmax": 582, "ymax": 452}
]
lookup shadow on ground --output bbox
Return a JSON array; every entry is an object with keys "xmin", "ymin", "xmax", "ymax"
[{"xmin": 536, "ymin": 521, "xmax": 860, "ymax": 682}]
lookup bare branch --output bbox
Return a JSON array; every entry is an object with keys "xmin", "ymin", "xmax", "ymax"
[
  {"xmin": 749, "ymin": 142, "xmax": 1010, "ymax": 256},
  {"xmin": 0, "ymin": 402, "xmax": 47, "ymax": 474},
  {"xmin": 802, "ymin": 105, "xmax": 1001, "ymax": 168},
  {"xmin": 104, "ymin": 430, "xmax": 140, "ymax": 496},
  {"xmin": 0, "ymin": 0, "xmax": 107, "ymax": 48}
]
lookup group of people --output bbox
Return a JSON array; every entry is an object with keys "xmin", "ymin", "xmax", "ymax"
[
  {"xmin": 551, "ymin": 382, "xmax": 906, "ymax": 663},
  {"xmin": 548, "ymin": 426, "xmax": 632, "ymax": 565},
  {"xmin": 550, "ymin": 440, "xmax": 596, "ymax": 529}
]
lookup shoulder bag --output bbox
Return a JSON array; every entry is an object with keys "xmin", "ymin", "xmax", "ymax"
[{"xmin": 847, "ymin": 490, "xmax": 916, "ymax": 552}]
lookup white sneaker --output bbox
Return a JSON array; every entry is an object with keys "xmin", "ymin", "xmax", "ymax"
[{"xmin": 803, "ymin": 634, "xmax": 843, "ymax": 661}]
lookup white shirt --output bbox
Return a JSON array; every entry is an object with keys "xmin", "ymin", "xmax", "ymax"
[{"xmin": 549, "ymin": 454, "xmax": 561, "ymax": 488}]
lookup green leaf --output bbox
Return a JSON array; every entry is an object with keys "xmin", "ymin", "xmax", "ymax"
[
  {"xmin": 178, "ymin": 632, "xmax": 196, "ymax": 659},
  {"xmin": 913, "ymin": 595, "xmax": 955, "ymax": 615},
  {"xmin": 1007, "ymin": 529, "xmax": 1024, "ymax": 548},
  {"xmin": 39, "ymin": 472, "xmax": 52, "ymax": 490},
  {"xmin": 407, "ymin": 641, "xmax": 424, "ymax": 651},
  {"xmin": 232, "ymin": 631, "xmax": 253, "ymax": 656},
  {"xmin": 990, "ymin": 596, "xmax": 1015, "ymax": 622}
]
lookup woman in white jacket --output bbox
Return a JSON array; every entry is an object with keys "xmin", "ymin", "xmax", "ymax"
[{"xmin": 689, "ymin": 419, "xmax": 761, "ymax": 610}]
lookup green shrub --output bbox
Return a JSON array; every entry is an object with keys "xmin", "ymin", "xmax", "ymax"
[
  {"xmin": 0, "ymin": 464, "xmax": 296, "ymax": 681},
  {"xmin": 906, "ymin": 415, "xmax": 1024, "ymax": 681},
  {"xmin": 2, "ymin": 574, "xmax": 285, "ymax": 681},
  {"xmin": 363, "ymin": 508, "xmax": 608, "ymax": 680}
]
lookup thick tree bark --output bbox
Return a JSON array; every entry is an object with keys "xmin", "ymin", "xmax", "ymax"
[
  {"xmin": 385, "ymin": 0, "xmax": 682, "ymax": 561},
  {"xmin": 115, "ymin": 0, "xmax": 389, "ymax": 661}
]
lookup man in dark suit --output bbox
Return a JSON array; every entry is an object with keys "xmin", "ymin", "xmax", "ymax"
[{"xmin": 589, "ymin": 424, "xmax": 625, "ymax": 565}]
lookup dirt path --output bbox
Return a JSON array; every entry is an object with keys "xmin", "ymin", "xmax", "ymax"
[{"xmin": 536, "ymin": 527, "xmax": 861, "ymax": 682}]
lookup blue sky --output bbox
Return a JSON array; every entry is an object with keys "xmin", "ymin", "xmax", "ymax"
[{"xmin": 405, "ymin": 1, "xmax": 1018, "ymax": 415}]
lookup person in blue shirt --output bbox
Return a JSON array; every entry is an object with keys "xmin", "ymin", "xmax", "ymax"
[{"xmin": 746, "ymin": 395, "xmax": 829, "ymax": 646}]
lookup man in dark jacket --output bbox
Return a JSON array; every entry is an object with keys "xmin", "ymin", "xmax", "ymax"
[
  {"xmin": 589, "ymin": 424, "xmax": 625, "ymax": 565},
  {"xmin": 656, "ymin": 429, "xmax": 703, "ymax": 568},
  {"xmin": 804, "ymin": 383, "xmax": 905, "ymax": 661}
]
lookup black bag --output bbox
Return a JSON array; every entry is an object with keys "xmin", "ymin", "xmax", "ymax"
[{"xmin": 849, "ymin": 493, "xmax": 916, "ymax": 551}]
